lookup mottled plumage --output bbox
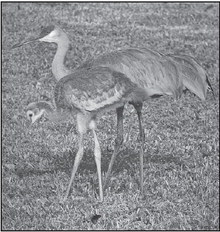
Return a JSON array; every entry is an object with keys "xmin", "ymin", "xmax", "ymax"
[{"xmin": 54, "ymin": 67, "xmax": 137, "ymax": 114}]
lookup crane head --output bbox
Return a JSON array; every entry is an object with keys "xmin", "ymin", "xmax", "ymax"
[
  {"xmin": 12, "ymin": 25, "xmax": 65, "ymax": 49},
  {"xmin": 26, "ymin": 102, "xmax": 46, "ymax": 123},
  {"xmin": 38, "ymin": 25, "xmax": 64, "ymax": 43}
]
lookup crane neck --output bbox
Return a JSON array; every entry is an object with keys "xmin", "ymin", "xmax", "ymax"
[
  {"xmin": 37, "ymin": 101, "xmax": 60, "ymax": 121},
  {"xmin": 37, "ymin": 101, "xmax": 70, "ymax": 122},
  {"xmin": 52, "ymin": 36, "xmax": 71, "ymax": 81}
]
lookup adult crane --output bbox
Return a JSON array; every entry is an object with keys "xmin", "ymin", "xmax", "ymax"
[
  {"xmin": 13, "ymin": 25, "xmax": 214, "ymax": 194},
  {"xmin": 12, "ymin": 25, "xmax": 213, "ymax": 100}
]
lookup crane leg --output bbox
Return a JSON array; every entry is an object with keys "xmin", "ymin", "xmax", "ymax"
[
  {"xmin": 64, "ymin": 133, "xmax": 84, "ymax": 201},
  {"xmin": 133, "ymin": 102, "xmax": 145, "ymax": 194},
  {"xmin": 92, "ymin": 128, "xmax": 103, "ymax": 202},
  {"xmin": 104, "ymin": 106, "xmax": 124, "ymax": 190},
  {"xmin": 63, "ymin": 113, "xmax": 87, "ymax": 201}
]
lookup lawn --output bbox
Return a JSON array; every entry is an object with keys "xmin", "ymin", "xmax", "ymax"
[{"xmin": 1, "ymin": 2, "xmax": 219, "ymax": 230}]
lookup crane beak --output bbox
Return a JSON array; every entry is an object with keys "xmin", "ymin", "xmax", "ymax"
[
  {"xmin": 12, "ymin": 25, "xmax": 57, "ymax": 49},
  {"xmin": 11, "ymin": 36, "xmax": 41, "ymax": 49}
]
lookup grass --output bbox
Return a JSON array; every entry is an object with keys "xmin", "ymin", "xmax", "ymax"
[{"xmin": 1, "ymin": 2, "xmax": 219, "ymax": 230}]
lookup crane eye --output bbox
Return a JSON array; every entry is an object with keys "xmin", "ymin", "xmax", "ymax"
[
  {"xmin": 27, "ymin": 110, "xmax": 34, "ymax": 120},
  {"xmin": 27, "ymin": 113, "xmax": 33, "ymax": 120}
]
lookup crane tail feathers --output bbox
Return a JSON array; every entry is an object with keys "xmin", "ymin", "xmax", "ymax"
[
  {"xmin": 167, "ymin": 54, "xmax": 212, "ymax": 100},
  {"xmin": 206, "ymin": 75, "xmax": 216, "ymax": 100}
]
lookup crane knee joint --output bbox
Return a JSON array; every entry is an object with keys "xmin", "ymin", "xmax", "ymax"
[{"xmin": 115, "ymin": 137, "xmax": 123, "ymax": 146}]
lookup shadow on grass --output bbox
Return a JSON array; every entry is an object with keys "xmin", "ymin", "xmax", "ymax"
[
  {"xmin": 14, "ymin": 148, "xmax": 97, "ymax": 179},
  {"xmin": 103, "ymin": 148, "xmax": 184, "ymax": 175},
  {"xmin": 14, "ymin": 147, "xmax": 183, "ymax": 179},
  {"xmin": 15, "ymin": 167, "xmax": 64, "ymax": 179}
]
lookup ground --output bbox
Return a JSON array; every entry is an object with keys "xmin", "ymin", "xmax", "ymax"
[{"xmin": 1, "ymin": 2, "xmax": 219, "ymax": 230}]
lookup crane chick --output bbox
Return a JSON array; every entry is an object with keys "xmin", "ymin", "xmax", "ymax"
[{"xmin": 26, "ymin": 66, "xmax": 139, "ymax": 201}]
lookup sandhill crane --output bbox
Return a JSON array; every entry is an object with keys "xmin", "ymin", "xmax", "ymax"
[
  {"xmin": 13, "ymin": 25, "xmax": 214, "ymax": 193},
  {"xmin": 26, "ymin": 61, "xmax": 184, "ymax": 201},
  {"xmin": 12, "ymin": 25, "xmax": 213, "ymax": 99}
]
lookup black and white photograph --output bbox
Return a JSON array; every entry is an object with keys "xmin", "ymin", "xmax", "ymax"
[{"xmin": 1, "ymin": 2, "xmax": 219, "ymax": 230}]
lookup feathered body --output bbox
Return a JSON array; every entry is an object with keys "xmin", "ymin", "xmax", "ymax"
[{"xmin": 54, "ymin": 67, "xmax": 137, "ymax": 115}]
